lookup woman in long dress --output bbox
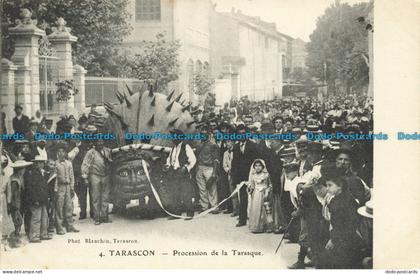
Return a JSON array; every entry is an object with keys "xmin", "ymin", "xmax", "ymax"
[{"xmin": 247, "ymin": 159, "xmax": 273, "ymax": 233}]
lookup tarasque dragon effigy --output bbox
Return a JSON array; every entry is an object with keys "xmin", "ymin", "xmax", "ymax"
[{"xmin": 100, "ymin": 85, "xmax": 201, "ymax": 216}]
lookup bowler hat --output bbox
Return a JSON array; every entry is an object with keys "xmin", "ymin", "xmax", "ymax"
[
  {"xmin": 307, "ymin": 142, "xmax": 323, "ymax": 153},
  {"xmin": 14, "ymin": 104, "xmax": 23, "ymax": 111},
  {"xmin": 78, "ymin": 115, "xmax": 88, "ymax": 124}
]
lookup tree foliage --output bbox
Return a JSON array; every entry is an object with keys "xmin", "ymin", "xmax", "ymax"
[
  {"xmin": 55, "ymin": 80, "xmax": 79, "ymax": 102},
  {"xmin": 128, "ymin": 33, "xmax": 181, "ymax": 92},
  {"xmin": 192, "ymin": 72, "xmax": 215, "ymax": 96},
  {"xmin": 1, "ymin": 0, "xmax": 132, "ymax": 76},
  {"xmin": 306, "ymin": 1, "xmax": 372, "ymax": 93}
]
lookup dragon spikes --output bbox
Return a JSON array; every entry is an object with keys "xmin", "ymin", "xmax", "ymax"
[
  {"xmin": 147, "ymin": 114, "xmax": 154, "ymax": 127},
  {"xmin": 168, "ymin": 117, "xmax": 179, "ymax": 127},
  {"xmin": 104, "ymin": 102, "xmax": 114, "ymax": 110},
  {"xmin": 166, "ymin": 90, "xmax": 175, "ymax": 101},
  {"xmin": 150, "ymin": 96, "xmax": 156, "ymax": 106},
  {"xmin": 115, "ymin": 90, "xmax": 124, "ymax": 104},
  {"xmin": 166, "ymin": 101, "xmax": 175, "ymax": 112},
  {"xmin": 123, "ymin": 94, "xmax": 132, "ymax": 108},
  {"xmin": 174, "ymin": 93, "xmax": 183, "ymax": 103},
  {"xmin": 104, "ymin": 103, "xmax": 127, "ymax": 126},
  {"xmin": 182, "ymin": 102, "xmax": 192, "ymax": 112},
  {"xmin": 125, "ymin": 83, "xmax": 134, "ymax": 96}
]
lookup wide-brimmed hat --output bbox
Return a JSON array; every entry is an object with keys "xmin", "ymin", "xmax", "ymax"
[
  {"xmin": 292, "ymin": 128, "xmax": 302, "ymax": 134},
  {"xmin": 279, "ymin": 146, "xmax": 296, "ymax": 158},
  {"xmin": 358, "ymin": 200, "xmax": 373, "ymax": 218},
  {"xmin": 14, "ymin": 139, "xmax": 29, "ymax": 144},
  {"xmin": 85, "ymin": 125, "xmax": 97, "ymax": 132},
  {"xmin": 10, "ymin": 160, "xmax": 33, "ymax": 169},
  {"xmin": 32, "ymin": 155, "xmax": 47, "ymax": 162}
]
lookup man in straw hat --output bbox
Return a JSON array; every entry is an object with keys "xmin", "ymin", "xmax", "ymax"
[{"xmin": 24, "ymin": 155, "xmax": 52, "ymax": 242}]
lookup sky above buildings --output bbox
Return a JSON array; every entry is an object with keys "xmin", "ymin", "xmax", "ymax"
[{"xmin": 212, "ymin": 0, "xmax": 370, "ymax": 42}]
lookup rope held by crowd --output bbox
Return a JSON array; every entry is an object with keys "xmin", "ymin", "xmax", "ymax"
[{"xmin": 141, "ymin": 159, "xmax": 246, "ymax": 219}]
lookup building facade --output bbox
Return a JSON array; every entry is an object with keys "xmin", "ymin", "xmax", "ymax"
[
  {"xmin": 210, "ymin": 9, "xmax": 293, "ymax": 101},
  {"xmin": 291, "ymin": 38, "xmax": 307, "ymax": 72},
  {"xmin": 124, "ymin": 0, "xmax": 296, "ymax": 104},
  {"xmin": 124, "ymin": 0, "xmax": 212, "ymax": 103}
]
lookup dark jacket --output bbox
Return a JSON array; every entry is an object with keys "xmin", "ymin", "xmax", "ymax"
[
  {"xmin": 24, "ymin": 166, "xmax": 49, "ymax": 206},
  {"xmin": 345, "ymin": 173, "xmax": 368, "ymax": 206},
  {"xmin": 231, "ymin": 140, "xmax": 259, "ymax": 184},
  {"xmin": 12, "ymin": 115, "xmax": 30, "ymax": 134},
  {"xmin": 327, "ymin": 191, "xmax": 363, "ymax": 268}
]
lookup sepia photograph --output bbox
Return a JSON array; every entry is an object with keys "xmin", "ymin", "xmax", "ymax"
[{"xmin": 0, "ymin": 0, "xmax": 418, "ymax": 271}]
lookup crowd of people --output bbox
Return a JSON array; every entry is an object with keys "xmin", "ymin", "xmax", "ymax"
[{"xmin": 0, "ymin": 94, "xmax": 373, "ymax": 269}]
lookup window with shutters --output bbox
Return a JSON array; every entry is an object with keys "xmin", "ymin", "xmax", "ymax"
[{"xmin": 136, "ymin": 0, "xmax": 161, "ymax": 21}]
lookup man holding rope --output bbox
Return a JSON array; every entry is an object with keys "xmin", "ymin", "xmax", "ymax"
[{"xmin": 163, "ymin": 129, "xmax": 196, "ymax": 220}]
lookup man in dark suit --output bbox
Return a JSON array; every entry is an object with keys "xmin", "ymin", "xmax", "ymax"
[
  {"xmin": 258, "ymin": 122, "xmax": 286, "ymax": 233},
  {"xmin": 12, "ymin": 104, "xmax": 30, "ymax": 135},
  {"xmin": 231, "ymin": 125, "xmax": 259, "ymax": 227},
  {"xmin": 24, "ymin": 155, "xmax": 52, "ymax": 242}
]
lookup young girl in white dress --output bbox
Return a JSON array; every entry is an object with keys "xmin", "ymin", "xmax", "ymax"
[{"xmin": 247, "ymin": 159, "xmax": 273, "ymax": 233}]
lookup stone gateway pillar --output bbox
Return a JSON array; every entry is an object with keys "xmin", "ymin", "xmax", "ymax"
[
  {"xmin": 73, "ymin": 65, "xmax": 87, "ymax": 111},
  {"xmin": 8, "ymin": 8, "xmax": 45, "ymax": 117},
  {"xmin": 48, "ymin": 17, "xmax": 78, "ymax": 112},
  {"xmin": 1, "ymin": 59, "xmax": 18, "ymax": 131}
]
